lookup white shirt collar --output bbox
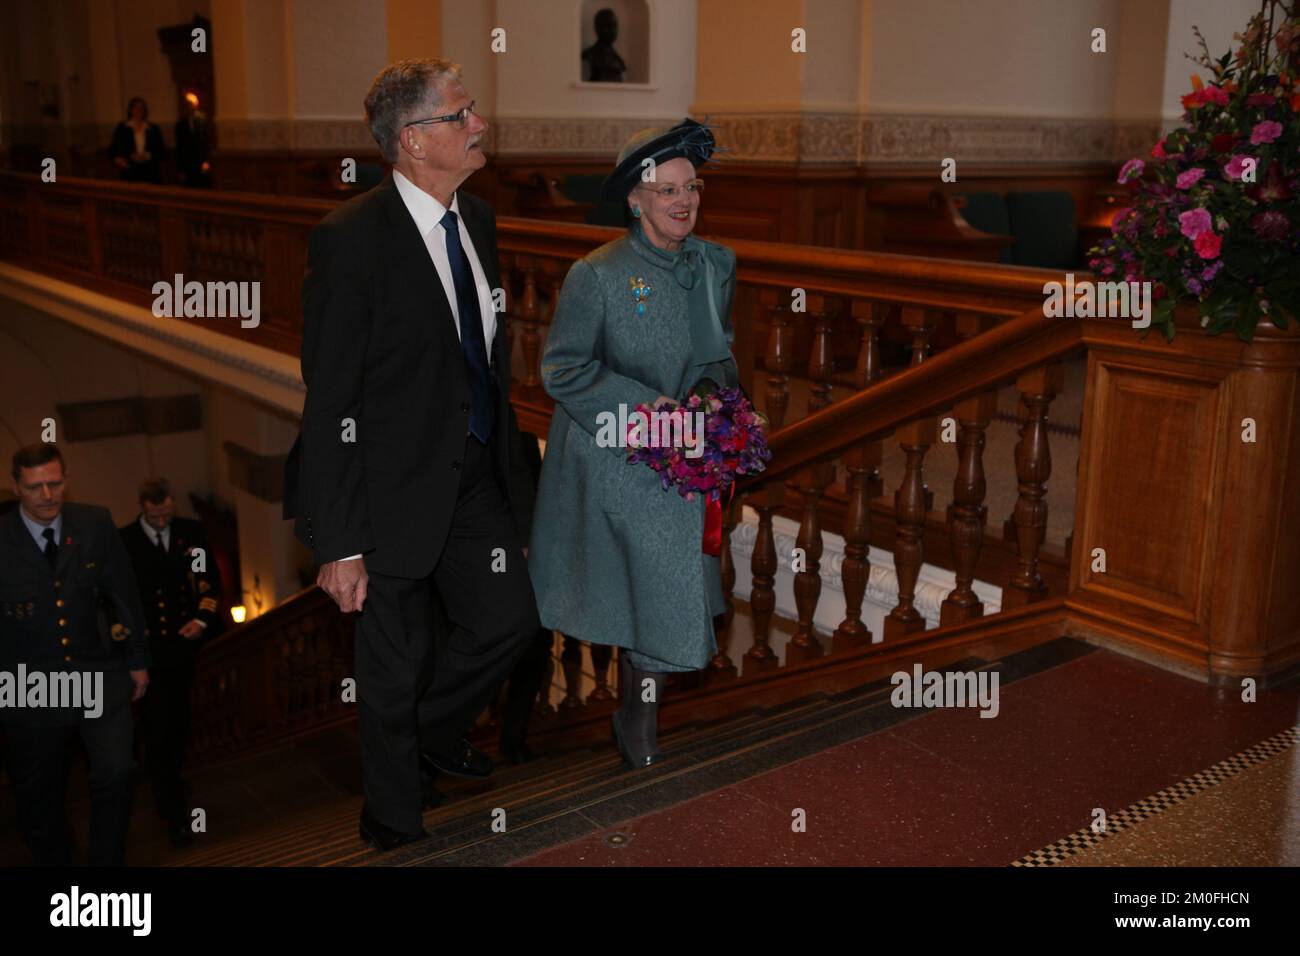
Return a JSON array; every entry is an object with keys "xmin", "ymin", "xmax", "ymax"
[
  {"xmin": 392, "ymin": 169, "xmax": 460, "ymax": 238},
  {"xmin": 139, "ymin": 515, "xmax": 169, "ymax": 544}
]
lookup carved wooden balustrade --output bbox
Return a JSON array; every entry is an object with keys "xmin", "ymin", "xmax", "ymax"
[{"xmin": 9, "ymin": 173, "xmax": 1293, "ymax": 763}]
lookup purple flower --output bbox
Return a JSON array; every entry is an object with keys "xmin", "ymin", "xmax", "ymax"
[
  {"xmin": 1185, "ymin": 277, "xmax": 1204, "ymax": 295},
  {"xmin": 1201, "ymin": 261, "xmax": 1223, "ymax": 282},
  {"xmin": 1250, "ymin": 120, "xmax": 1283, "ymax": 145},
  {"xmin": 1118, "ymin": 158, "xmax": 1145, "ymax": 184},
  {"xmin": 1224, "ymin": 154, "xmax": 1255, "ymax": 180},
  {"xmin": 1252, "ymin": 210, "xmax": 1290, "ymax": 241},
  {"xmin": 1176, "ymin": 168, "xmax": 1206, "ymax": 189},
  {"xmin": 1179, "ymin": 208, "xmax": 1213, "ymax": 239}
]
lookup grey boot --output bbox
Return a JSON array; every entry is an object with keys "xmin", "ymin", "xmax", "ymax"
[{"xmin": 611, "ymin": 652, "xmax": 662, "ymax": 768}]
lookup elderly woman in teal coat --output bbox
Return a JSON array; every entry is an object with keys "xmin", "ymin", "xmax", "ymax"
[{"xmin": 528, "ymin": 119, "xmax": 739, "ymax": 769}]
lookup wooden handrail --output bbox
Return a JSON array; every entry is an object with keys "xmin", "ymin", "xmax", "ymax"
[{"xmin": 746, "ymin": 306, "xmax": 1082, "ymax": 487}]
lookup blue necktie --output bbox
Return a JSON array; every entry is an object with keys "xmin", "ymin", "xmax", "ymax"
[{"xmin": 441, "ymin": 208, "xmax": 496, "ymax": 444}]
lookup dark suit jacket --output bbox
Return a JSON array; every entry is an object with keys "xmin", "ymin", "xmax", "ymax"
[
  {"xmin": 282, "ymin": 174, "xmax": 536, "ymax": 578},
  {"xmin": 119, "ymin": 516, "xmax": 222, "ymax": 669},
  {"xmin": 0, "ymin": 503, "xmax": 149, "ymax": 724},
  {"xmin": 109, "ymin": 121, "xmax": 165, "ymax": 184}
]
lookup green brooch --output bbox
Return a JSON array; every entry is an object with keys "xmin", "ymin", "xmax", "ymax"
[{"xmin": 629, "ymin": 276, "xmax": 651, "ymax": 315}]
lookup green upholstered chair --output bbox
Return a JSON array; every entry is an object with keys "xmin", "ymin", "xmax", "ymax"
[
  {"xmin": 1005, "ymin": 190, "xmax": 1079, "ymax": 269},
  {"xmin": 954, "ymin": 191, "xmax": 1014, "ymax": 264}
]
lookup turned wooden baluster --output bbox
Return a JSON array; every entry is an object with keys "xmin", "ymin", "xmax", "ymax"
[
  {"xmin": 900, "ymin": 306, "xmax": 937, "ymax": 510},
  {"xmin": 762, "ymin": 289, "xmax": 792, "ymax": 428},
  {"xmin": 883, "ymin": 421, "xmax": 935, "ymax": 639},
  {"xmin": 941, "ymin": 391, "xmax": 997, "ymax": 625},
  {"xmin": 832, "ymin": 437, "xmax": 882, "ymax": 653},
  {"xmin": 587, "ymin": 644, "xmax": 614, "ymax": 702},
  {"xmin": 850, "ymin": 300, "xmax": 886, "ymax": 497},
  {"xmin": 707, "ymin": 492, "xmax": 739, "ymax": 681},
  {"xmin": 745, "ymin": 485, "xmax": 782, "ymax": 676},
  {"xmin": 789, "ymin": 296, "xmax": 835, "ymax": 663},
  {"xmin": 940, "ymin": 314, "xmax": 998, "ymax": 625},
  {"xmin": 516, "ymin": 257, "xmax": 542, "ymax": 388},
  {"xmin": 1003, "ymin": 364, "xmax": 1065, "ymax": 606},
  {"xmin": 558, "ymin": 633, "xmax": 584, "ymax": 710}
]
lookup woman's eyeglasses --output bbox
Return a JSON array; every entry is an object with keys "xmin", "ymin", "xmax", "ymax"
[
  {"xmin": 636, "ymin": 179, "xmax": 705, "ymax": 199},
  {"xmin": 405, "ymin": 101, "xmax": 476, "ymax": 131}
]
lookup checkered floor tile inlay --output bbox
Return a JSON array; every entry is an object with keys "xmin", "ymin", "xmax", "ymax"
[{"xmin": 1013, "ymin": 724, "xmax": 1299, "ymax": 867}]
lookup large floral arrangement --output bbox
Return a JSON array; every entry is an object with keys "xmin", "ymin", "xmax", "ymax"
[{"xmin": 1089, "ymin": 0, "xmax": 1300, "ymax": 340}]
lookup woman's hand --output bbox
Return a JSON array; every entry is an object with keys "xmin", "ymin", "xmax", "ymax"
[{"xmin": 653, "ymin": 395, "xmax": 675, "ymax": 409}]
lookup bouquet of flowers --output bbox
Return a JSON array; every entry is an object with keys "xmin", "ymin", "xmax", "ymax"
[
  {"xmin": 1088, "ymin": 0, "xmax": 1300, "ymax": 341},
  {"xmin": 625, "ymin": 383, "xmax": 772, "ymax": 504}
]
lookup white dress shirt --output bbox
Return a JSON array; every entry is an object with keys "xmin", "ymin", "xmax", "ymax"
[
  {"xmin": 337, "ymin": 171, "xmax": 497, "ymax": 564},
  {"xmin": 140, "ymin": 515, "xmax": 170, "ymax": 550}
]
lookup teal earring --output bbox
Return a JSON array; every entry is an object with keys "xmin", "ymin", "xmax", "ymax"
[{"xmin": 632, "ymin": 207, "xmax": 641, "ymax": 218}]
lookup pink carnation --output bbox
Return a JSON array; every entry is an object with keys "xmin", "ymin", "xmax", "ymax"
[
  {"xmin": 1179, "ymin": 208, "xmax": 1213, "ymax": 239},
  {"xmin": 1250, "ymin": 120, "xmax": 1283, "ymax": 145},
  {"xmin": 1224, "ymin": 154, "xmax": 1255, "ymax": 180},
  {"xmin": 1176, "ymin": 168, "xmax": 1206, "ymax": 189},
  {"xmin": 1117, "ymin": 158, "xmax": 1145, "ymax": 184}
]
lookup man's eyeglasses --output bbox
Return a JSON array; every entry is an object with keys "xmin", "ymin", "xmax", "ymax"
[
  {"xmin": 636, "ymin": 179, "xmax": 705, "ymax": 199},
  {"xmin": 405, "ymin": 101, "xmax": 476, "ymax": 131}
]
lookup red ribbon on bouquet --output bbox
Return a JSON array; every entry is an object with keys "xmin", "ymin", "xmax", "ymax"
[{"xmin": 702, "ymin": 483, "xmax": 736, "ymax": 557}]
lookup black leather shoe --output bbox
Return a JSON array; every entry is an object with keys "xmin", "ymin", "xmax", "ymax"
[
  {"xmin": 421, "ymin": 739, "xmax": 493, "ymax": 778},
  {"xmin": 499, "ymin": 738, "xmax": 539, "ymax": 765},
  {"xmin": 611, "ymin": 711, "xmax": 658, "ymax": 770},
  {"xmin": 421, "ymin": 772, "xmax": 447, "ymax": 809},
  {"xmin": 359, "ymin": 809, "xmax": 429, "ymax": 852}
]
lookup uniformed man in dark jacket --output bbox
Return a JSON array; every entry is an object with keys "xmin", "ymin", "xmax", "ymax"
[
  {"xmin": 118, "ymin": 477, "xmax": 221, "ymax": 847},
  {"xmin": 1, "ymin": 444, "xmax": 149, "ymax": 866}
]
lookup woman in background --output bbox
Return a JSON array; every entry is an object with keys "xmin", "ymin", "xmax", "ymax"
[{"xmin": 109, "ymin": 97, "xmax": 164, "ymax": 183}]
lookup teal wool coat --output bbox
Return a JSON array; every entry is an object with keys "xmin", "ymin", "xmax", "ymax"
[{"xmin": 528, "ymin": 220, "xmax": 741, "ymax": 672}]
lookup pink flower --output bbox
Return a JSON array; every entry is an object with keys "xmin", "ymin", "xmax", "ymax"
[
  {"xmin": 1250, "ymin": 120, "xmax": 1283, "ymax": 144},
  {"xmin": 1152, "ymin": 139, "xmax": 1167, "ymax": 159},
  {"xmin": 1194, "ymin": 231, "xmax": 1222, "ymax": 259},
  {"xmin": 1224, "ymin": 154, "xmax": 1255, "ymax": 180},
  {"xmin": 1179, "ymin": 208, "xmax": 1213, "ymax": 239},
  {"xmin": 1118, "ymin": 158, "xmax": 1145, "ymax": 184},
  {"xmin": 1203, "ymin": 86, "xmax": 1230, "ymax": 107},
  {"xmin": 1176, "ymin": 168, "xmax": 1206, "ymax": 189}
]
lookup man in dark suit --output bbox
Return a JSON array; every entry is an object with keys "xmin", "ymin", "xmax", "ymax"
[
  {"xmin": 0, "ymin": 444, "xmax": 149, "ymax": 865},
  {"xmin": 175, "ymin": 94, "xmax": 212, "ymax": 188},
  {"xmin": 282, "ymin": 58, "xmax": 540, "ymax": 851},
  {"xmin": 118, "ymin": 477, "xmax": 221, "ymax": 847}
]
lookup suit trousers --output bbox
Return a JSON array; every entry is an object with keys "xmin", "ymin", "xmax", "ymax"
[
  {"xmin": 3, "ymin": 669, "xmax": 135, "ymax": 866},
  {"xmin": 356, "ymin": 430, "xmax": 541, "ymax": 834}
]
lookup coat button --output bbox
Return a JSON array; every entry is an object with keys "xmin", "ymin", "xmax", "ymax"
[
  {"xmin": 55, "ymin": 599, "xmax": 64, "ymax": 607},
  {"xmin": 64, "ymin": 655, "xmax": 72, "ymax": 662},
  {"xmin": 460, "ymin": 401, "xmax": 470, "ymax": 412},
  {"xmin": 53, "ymin": 580, "xmax": 61, "ymax": 588},
  {"xmin": 60, "ymin": 637, "xmax": 70, "ymax": 646},
  {"xmin": 57, "ymin": 617, "xmax": 67, "ymax": 626},
  {"xmin": 452, "ymin": 460, "xmax": 462, "ymax": 470}
]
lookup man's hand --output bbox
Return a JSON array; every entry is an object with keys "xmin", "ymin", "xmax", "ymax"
[
  {"xmin": 180, "ymin": 620, "xmax": 205, "ymax": 640},
  {"xmin": 318, "ymin": 559, "xmax": 369, "ymax": 613},
  {"xmin": 130, "ymin": 669, "xmax": 149, "ymax": 702}
]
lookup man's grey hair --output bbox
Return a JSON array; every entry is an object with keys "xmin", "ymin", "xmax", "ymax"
[{"xmin": 364, "ymin": 58, "xmax": 462, "ymax": 164}]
